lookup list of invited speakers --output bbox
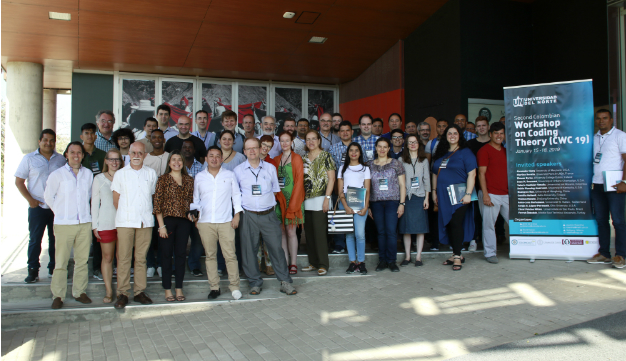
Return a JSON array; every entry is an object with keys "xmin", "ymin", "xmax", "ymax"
[{"xmin": 515, "ymin": 168, "xmax": 587, "ymax": 215}]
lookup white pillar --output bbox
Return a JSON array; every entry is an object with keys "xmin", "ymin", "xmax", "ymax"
[
  {"xmin": 2, "ymin": 62, "xmax": 43, "ymax": 240},
  {"xmin": 42, "ymin": 89, "xmax": 57, "ymax": 131}
]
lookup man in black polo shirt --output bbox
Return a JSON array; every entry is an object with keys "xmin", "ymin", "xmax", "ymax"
[{"xmin": 164, "ymin": 115, "xmax": 207, "ymax": 163}]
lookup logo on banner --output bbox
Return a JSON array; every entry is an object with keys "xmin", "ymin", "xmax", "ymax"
[
  {"xmin": 513, "ymin": 95, "xmax": 558, "ymax": 107},
  {"xmin": 562, "ymin": 239, "xmax": 584, "ymax": 245},
  {"xmin": 511, "ymin": 239, "xmax": 518, "ymax": 245}
]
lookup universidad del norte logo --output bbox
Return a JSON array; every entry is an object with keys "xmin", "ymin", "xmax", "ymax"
[{"xmin": 513, "ymin": 95, "xmax": 558, "ymax": 107}]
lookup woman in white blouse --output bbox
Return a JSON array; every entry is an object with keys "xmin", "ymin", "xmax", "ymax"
[{"xmin": 91, "ymin": 148, "xmax": 124, "ymax": 303}]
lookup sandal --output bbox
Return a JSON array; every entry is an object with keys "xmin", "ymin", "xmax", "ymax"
[
  {"xmin": 165, "ymin": 295, "xmax": 176, "ymax": 302},
  {"xmin": 289, "ymin": 265, "xmax": 298, "ymax": 275},
  {"xmin": 176, "ymin": 295, "xmax": 186, "ymax": 302},
  {"xmin": 301, "ymin": 265, "xmax": 316, "ymax": 272},
  {"xmin": 103, "ymin": 295, "xmax": 113, "ymax": 304},
  {"xmin": 452, "ymin": 256, "xmax": 463, "ymax": 271},
  {"xmin": 443, "ymin": 256, "xmax": 465, "ymax": 265}
]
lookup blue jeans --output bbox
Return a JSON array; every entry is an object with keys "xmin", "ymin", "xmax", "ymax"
[
  {"xmin": 339, "ymin": 203, "xmax": 366, "ymax": 262},
  {"xmin": 370, "ymin": 200, "xmax": 399, "ymax": 263},
  {"xmin": 591, "ymin": 185, "xmax": 626, "ymax": 257},
  {"xmin": 187, "ymin": 224, "xmax": 204, "ymax": 271},
  {"xmin": 27, "ymin": 206, "xmax": 55, "ymax": 271}
]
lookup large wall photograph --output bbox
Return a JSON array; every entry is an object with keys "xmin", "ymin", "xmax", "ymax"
[{"xmin": 121, "ymin": 79, "xmax": 155, "ymax": 137}]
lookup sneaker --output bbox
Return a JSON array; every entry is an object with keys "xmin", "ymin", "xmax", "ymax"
[
  {"xmin": 280, "ymin": 281, "xmax": 297, "ymax": 295},
  {"xmin": 430, "ymin": 247, "xmax": 439, "ymax": 251},
  {"xmin": 486, "ymin": 256, "xmax": 499, "ymax": 264},
  {"xmin": 358, "ymin": 263, "xmax": 368, "ymax": 275},
  {"xmin": 147, "ymin": 267, "xmax": 155, "ymax": 278},
  {"xmin": 586, "ymin": 253, "xmax": 613, "ymax": 264},
  {"xmin": 113, "ymin": 268, "xmax": 117, "ymax": 278},
  {"xmin": 130, "ymin": 268, "xmax": 134, "ymax": 278},
  {"xmin": 156, "ymin": 267, "xmax": 162, "ymax": 277},
  {"xmin": 24, "ymin": 269, "xmax": 39, "ymax": 283},
  {"xmin": 192, "ymin": 269, "xmax": 203, "ymax": 277},
  {"xmin": 208, "ymin": 289, "xmax": 221, "ymax": 300},
  {"xmin": 612, "ymin": 255, "xmax": 626, "ymax": 269},
  {"xmin": 375, "ymin": 261, "xmax": 388, "ymax": 272},
  {"xmin": 331, "ymin": 249, "xmax": 342, "ymax": 254},
  {"xmin": 346, "ymin": 263, "xmax": 357, "ymax": 274},
  {"xmin": 468, "ymin": 240, "xmax": 477, "ymax": 252},
  {"xmin": 217, "ymin": 269, "xmax": 224, "ymax": 276},
  {"xmin": 93, "ymin": 270, "xmax": 103, "ymax": 280},
  {"xmin": 48, "ymin": 270, "xmax": 54, "ymax": 278},
  {"xmin": 389, "ymin": 262, "xmax": 400, "ymax": 272},
  {"xmin": 232, "ymin": 290, "xmax": 242, "ymax": 300}
]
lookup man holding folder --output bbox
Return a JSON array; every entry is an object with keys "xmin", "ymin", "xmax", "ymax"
[{"xmin": 587, "ymin": 109, "xmax": 626, "ymax": 268}]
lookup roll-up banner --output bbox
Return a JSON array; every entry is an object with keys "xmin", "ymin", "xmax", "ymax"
[{"xmin": 504, "ymin": 80, "xmax": 599, "ymax": 260}]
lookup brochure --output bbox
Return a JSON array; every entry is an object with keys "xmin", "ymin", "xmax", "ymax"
[
  {"xmin": 346, "ymin": 186, "xmax": 366, "ymax": 211},
  {"xmin": 447, "ymin": 183, "xmax": 478, "ymax": 205},
  {"xmin": 603, "ymin": 170, "xmax": 623, "ymax": 192}
]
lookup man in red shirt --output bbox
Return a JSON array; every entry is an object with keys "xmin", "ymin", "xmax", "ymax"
[{"xmin": 477, "ymin": 122, "xmax": 508, "ymax": 264}]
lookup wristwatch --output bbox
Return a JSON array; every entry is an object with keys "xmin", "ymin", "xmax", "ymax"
[
  {"xmin": 400, "ymin": 202, "xmax": 405, "ymax": 206},
  {"xmin": 465, "ymin": 193, "xmax": 472, "ymax": 196},
  {"xmin": 326, "ymin": 195, "xmax": 332, "ymax": 199}
]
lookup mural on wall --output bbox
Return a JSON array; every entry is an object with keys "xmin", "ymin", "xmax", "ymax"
[
  {"xmin": 274, "ymin": 87, "xmax": 302, "ymax": 133},
  {"xmin": 238, "ymin": 85, "xmax": 267, "ymax": 136},
  {"xmin": 308, "ymin": 89, "xmax": 334, "ymax": 131},
  {"xmin": 162, "ymin": 81, "xmax": 194, "ymax": 130},
  {"xmin": 121, "ymin": 79, "xmax": 155, "ymax": 137},
  {"xmin": 201, "ymin": 83, "xmax": 233, "ymax": 133}
]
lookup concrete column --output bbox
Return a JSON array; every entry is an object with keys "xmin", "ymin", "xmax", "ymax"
[{"xmin": 42, "ymin": 89, "xmax": 57, "ymax": 131}]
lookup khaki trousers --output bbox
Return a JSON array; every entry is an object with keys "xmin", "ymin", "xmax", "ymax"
[
  {"xmin": 51, "ymin": 223, "xmax": 92, "ymax": 301},
  {"xmin": 116, "ymin": 227, "xmax": 152, "ymax": 296},
  {"xmin": 197, "ymin": 222, "xmax": 240, "ymax": 291}
]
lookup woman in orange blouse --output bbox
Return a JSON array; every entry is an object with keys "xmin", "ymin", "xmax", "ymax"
[{"xmin": 153, "ymin": 150, "xmax": 195, "ymax": 302}]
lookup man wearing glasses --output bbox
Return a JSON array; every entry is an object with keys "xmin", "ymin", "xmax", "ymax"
[
  {"xmin": 95, "ymin": 110, "xmax": 116, "ymax": 152},
  {"xmin": 234, "ymin": 138, "xmax": 296, "ymax": 296},
  {"xmin": 319, "ymin": 113, "xmax": 340, "ymax": 151},
  {"xmin": 257, "ymin": 115, "xmax": 282, "ymax": 158}
]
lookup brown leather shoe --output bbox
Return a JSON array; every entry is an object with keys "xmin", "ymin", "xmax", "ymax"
[
  {"xmin": 114, "ymin": 294, "xmax": 129, "ymax": 309},
  {"xmin": 51, "ymin": 297, "xmax": 63, "ymax": 309},
  {"xmin": 133, "ymin": 292, "xmax": 153, "ymax": 305},
  {"xmin": 74, "ymin": 293, "xmax": 92, "ymax": 304}
]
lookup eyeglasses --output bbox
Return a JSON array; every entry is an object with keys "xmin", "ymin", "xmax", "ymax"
[
  {"xmin": 246, "ymin": 147, "xmax": 259, "ymax": 151},
  {"xmin": 392, "ymin": 136, "xmax": 403, "ymax": 140},
  {"xmin": 407, "ymin": 141, "xmax": 419, "ymax": 145},
  {"xmin": 106, "ymin": 158, "xmax": 122, "ymax": 162}
]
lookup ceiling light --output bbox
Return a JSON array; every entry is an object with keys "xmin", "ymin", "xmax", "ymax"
[
  {"xmin": 309, "ymin": 36, "xmax": 327, "ymax": 44},
  {"xmin": 49, "ymin": 12, "xmax": 71, "ymax": 21},
  {"xmin": 283, "ymin": 12, "xmax": 296, "ymax": 19}
]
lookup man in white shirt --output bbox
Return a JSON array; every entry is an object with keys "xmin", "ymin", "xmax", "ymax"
[
  {"xmin": 234, "ymin": 138, "xmax": 296, "ymax": 296},
  {"xmin": 44, "ymin": 142, "xmax": 93, "ymax": 309},
  {"xmin": 111, "ymin": 142, "xmax": 158, "ymax": 308},
  {"xmin": 192, "ymin": 146, "xmax": 243, "ymax": 300},
  {"xmin": 137, "ymin": 117, "xmax": 157, "ymax": 153},
  {"xmin": 319, "ymin": 113, "xmax": 341, "ymax": 151},
  {"xmin": 155, "ymin": 104, "xmax": 179, "ymax": 141},
  {"xmin": 15, "ymin": 129, "xmax": 67, "ymax": 283},
  {"xmin": 587, "ymin": 109, "xmax": 626, "ymax": 268},
  {"xmin": 257, "ymin": 115, "xmax": 281, "ymax": 158},
  {"xmin": 190, "ymin": 110, "xmax": 216, "ymax": 151}
]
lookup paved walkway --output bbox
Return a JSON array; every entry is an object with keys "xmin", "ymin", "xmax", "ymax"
[{"xmin": 3, "ymin": 248, "xmax": 626, "ymax": 361}]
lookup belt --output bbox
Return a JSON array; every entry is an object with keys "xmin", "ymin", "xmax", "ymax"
[{"xmin": 245, "ymin": 207, "xmax": 274, "ymax": 216}]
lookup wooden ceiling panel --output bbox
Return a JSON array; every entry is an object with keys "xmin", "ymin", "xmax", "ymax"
[
  {"xmin": 79, "ymin": 39, "xmax": 190, "ymax": 67},
  {"xmin": 293, "ymin": 33, "xmax": 397, "ymax": 61},
  {"xmin": 2, "ymin": 0, "xmax": 78, "ymax": 9},
  {"xmin": 78, "ymin": 10, "xmax": 202, "ymax": 47},
  {"xmin": 77, "ymin": 61, "xmax": 184, "ymax": 76},
  {"xmin": 184, "ymin": 47, "xmax": 283, "ymax": 71},
  {"xmin": 194, "ymin": 23, "xmax": 310, "ymax": 54},
  {"xmin": 79, "ymin": 0, "xmax": 212, "ymax": 21},
  {"xmin": 335, "ymin": 0, "xmax": 448, "ymax": 15},
  {"xmin": 280, "ymin": 54, "xmax": 372, "ymax": 80},
  {"xmin": 2, "ymin": 32, "xmax": 78, "ymax": 60},
  {"xmin": 2, "ymin": 2, "xmax": 78, "ymax": 37}
]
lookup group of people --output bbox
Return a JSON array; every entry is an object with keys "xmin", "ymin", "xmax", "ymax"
[{"xmin": 16, "ymin": 103, "xmax": 626, "ymax": 310}]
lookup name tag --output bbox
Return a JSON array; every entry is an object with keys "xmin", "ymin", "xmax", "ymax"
[
  {"xmin": 366, "ymin": 150, "xmax": 374, "ymax": 160},
  {"xmin": 252, "ymin": 185, "xmax": 262, "ymax": 196},
  {"xmin": 379, "ymin": 179, "xmax": 388, "ymax": 191},
  {"xmin": 594, "ymin": 153, "xmax": 602, "ymax": 164},
  {"xmin": 411, "ymin": 177, "xmax": 419, "ymax": 189},
  {"xmin": 440, "ymin": 158, "xmax": 450, "ymax": 168},
  {"xmin": 278, "ymin": 177, "xmax": 285, "ymax": 188},
  {"xmin": 91, "ymin": 161, "xmax": 101, "ymax": 174}
]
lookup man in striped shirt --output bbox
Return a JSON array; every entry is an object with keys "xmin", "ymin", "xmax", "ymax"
[{"xmin": 353, "ymin": 114, "xmax": 380, "ymax": 162}]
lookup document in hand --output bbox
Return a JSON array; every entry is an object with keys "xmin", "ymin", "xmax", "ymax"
[
  {"xmin": 447, "ymin": 183, "xmax": 478, "ymax": 205},
  {"xmin": 603, "ymin": 170, "xmax": 623, "ymax": 192},
  {"xmin": 346, "ymin": 186, "xmax": 366, "ymax": 211}
]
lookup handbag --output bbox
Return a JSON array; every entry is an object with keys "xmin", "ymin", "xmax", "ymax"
[{"xmin": 327, "ymin": 198, "xmax": 355, "ymax": 234}]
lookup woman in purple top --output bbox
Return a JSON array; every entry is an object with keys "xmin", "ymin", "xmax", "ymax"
[{"xmin": 369, "ymin": 137, "xmax": 406, "ymax": 272}]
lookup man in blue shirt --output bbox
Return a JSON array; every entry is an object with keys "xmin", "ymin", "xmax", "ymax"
[
  {"xmin": 15, "ymin": 129, "xmax": 67, "ymax": 283},
  {"xmin": 454, "ymin": 114, "xmax": 477, "ymax": 141},
  {"xmin": 353, "ymin": 114, "xmax": 380, "ymax": 162}
]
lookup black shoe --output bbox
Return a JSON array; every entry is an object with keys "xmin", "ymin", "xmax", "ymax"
[
  {"xmin": 400, "ymin": 260, "xmax": 411, "ymax": 267},
  {"xmin": 208, "ymin": 289, "xmax": 221, "ymax": 300},
  {"xmin": 389, "ymin": 262, "xmax": 400, "ymax": 272},
  {"xmin": 114, "ymin": 294, "xmax": 129, "ymax": 309},
  {"xmin": 346, "ymin": 263, "xmax": 357, "ymax": 274},
  {"xmin": 414, "ymin": 260, "xmax": 423, "ymax": 267},
  {"xmin": 192, "ymin": 269, "xmax": 203, "ymax": 277},
  {"xmin": 375, "ymin": 261, "xmax": 388, "ymax": 272},
  {"xmin": 358, "ymin": 263, "xmax": 368, "ymax": 275},
  {"xmin": 24, "ymin": 268, "xmax": 39, "ymax": 283}
]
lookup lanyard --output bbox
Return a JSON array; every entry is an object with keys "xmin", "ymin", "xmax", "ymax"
[
  {"xmin": 249, "ymin": 163, "xmax": 263, "ymax": 184},
  {"xmin": 411, "ymin": 157, "xmax": 420, "ymax": 174},
  {"xmin": 321, "ymin": 133, "xmax": 331, "ymax": 144},
  {"xmin": 437, "ymin": 147, "xmax": 459, "ymax": 176},
  {"xmin": 222, "ymin": 151, "xmax": 233, "ymax": 165},
  {"xmin": 280, "ymin": 152, "xmax": 291, "ymax": 168},
  {"xmin": 597, "ymin": 129, "xmax": 614, "ymax": 153}
]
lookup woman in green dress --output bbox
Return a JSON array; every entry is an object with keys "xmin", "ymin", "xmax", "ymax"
[{"xmin": 273, "ymin": 131, "xmax": 305, "ymax": 274}]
